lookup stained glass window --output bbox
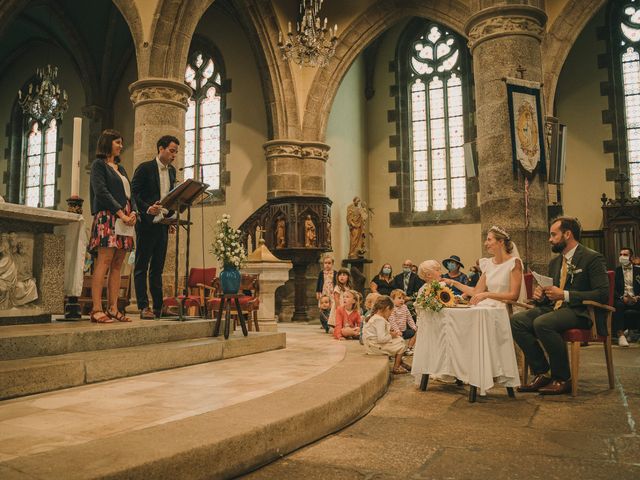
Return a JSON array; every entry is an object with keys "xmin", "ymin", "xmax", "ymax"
[
  {"xmin": 23, "ymin": 120, "xmax": 57, "ymax": 208},
  {"xmin": 409, "ymin": 24, "xmax": 466, "ymax": 212},
  {"xmin": 620, "ymin": 2, "xmax": 640, "ymax": 196},
  {"xmin": 184, "ymin": 51, "xmax": 224, "ymax": 191}
]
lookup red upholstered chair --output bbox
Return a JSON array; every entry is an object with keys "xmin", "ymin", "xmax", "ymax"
[
  {"xmin": 163, "ymin": 267, "xmax": 217, "ymax": 317},
  {"xmin": 207, "ymin": 273, "xmax": 260, "ymax": 331},
  {"xmin": 562, "ymin": 270, "xmax": 615, "ymax": 396}
]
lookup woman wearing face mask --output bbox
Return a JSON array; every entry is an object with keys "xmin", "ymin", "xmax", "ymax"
[
  {"xmin": 441, "ymin": 255, "xmax": 469, "ymax": 296},
  {"xmin": 370, "ymin": 263, "xmax": 394, "ymax": 296}
]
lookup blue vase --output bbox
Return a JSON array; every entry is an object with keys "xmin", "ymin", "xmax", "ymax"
[{"xmin": 220, "ymin": 265, "xmax": 241, "ymax": 294}]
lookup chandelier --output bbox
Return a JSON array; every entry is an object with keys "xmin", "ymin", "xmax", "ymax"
[
  {"xmin": 18, "ymin": 65, "xmax": 68, "ymax": 123},
  {"xmin": 278, "ymin": 0, "xmax": 338, "ymax": 67}
]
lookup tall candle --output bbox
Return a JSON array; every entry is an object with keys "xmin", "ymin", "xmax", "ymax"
[{"xmin": 71, "ymin": 117, "xmax": 82, "ymax": 197}]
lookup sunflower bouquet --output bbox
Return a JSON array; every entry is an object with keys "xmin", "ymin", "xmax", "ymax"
[{"xmin": 415, "ymin": 280, "xmax": 456, "ymax": 312}]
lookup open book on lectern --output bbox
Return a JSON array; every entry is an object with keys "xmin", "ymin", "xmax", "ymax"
[{"xmin": 159, "ymin": 178, "xmax": 210, "ymax": 213}]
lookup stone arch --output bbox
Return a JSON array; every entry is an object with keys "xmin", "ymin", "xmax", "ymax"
[
  {"xmin": 112, "ymin": 0, "xmax": 144, "ymax": 58},
  {"xmin": 301, "ymin": 0, "xmax": 469, "ymax": 142},
  {"xmin": 541, "ymin": 0, "xmax": 609, "ymax": 114},
  {"xmin": 144, "ymin": 0, "xmax": 299, "ymax": 140}
]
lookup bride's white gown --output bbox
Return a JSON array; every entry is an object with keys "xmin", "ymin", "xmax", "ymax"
[{"xmin": 477, "ymin": 256, "xmax": 526, "ymax": 307}]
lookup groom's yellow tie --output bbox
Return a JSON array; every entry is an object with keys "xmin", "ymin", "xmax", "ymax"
[{"xmin": 554, "ymin": 256, "xmax": 567, "ymax": 310}]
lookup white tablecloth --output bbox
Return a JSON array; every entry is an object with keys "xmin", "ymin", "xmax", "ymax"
[
  {"xmin": 53, "ymin": 216, "xmax": 87, "ymax": 297},
  {"xmin": 411, "ymin": 305, "xmax": 520, "ymax": 395}
]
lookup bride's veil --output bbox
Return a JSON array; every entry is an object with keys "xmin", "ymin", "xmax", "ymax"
[{"xmin": 510, "ymin": 241, "xmax": 528, "ymax": 304}]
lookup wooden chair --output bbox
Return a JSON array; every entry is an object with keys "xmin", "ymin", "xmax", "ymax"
[
  {"xmin": 503, "ymin": 273, "xmax": 534, "ymax": 384},
  {"xmin": 207, "ymin": 273, "xmax": 260, "ymax": 331},
  {"xmin": 561, "ymin": 271, "xmax": 615, "ymax": 396},
  {"xmin": 78, "ymin": 275, "xmax": 131, "ymax": 314},
  {"xmin": 507, "ymin": 271, "xmax": 616, "ymax": 396},
  {"xmin": 162, "ymin": 267, "xmax": 217, "ymax": 317}
]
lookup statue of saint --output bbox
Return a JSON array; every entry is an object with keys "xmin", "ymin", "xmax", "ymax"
[
  {"xmin": 0, "ymin": 233, "xmax": 38, "ymax": 309},
  {"xmin": 347, "ymin": 197, "xmax": 368, "ymax": 259},
  {"xmin": 276, "ymin": 218, "xmax": 286, "ymax": 249},
  {"xmin": 304, "ymin": 215, "xmax": 316, "ymax": 247}
]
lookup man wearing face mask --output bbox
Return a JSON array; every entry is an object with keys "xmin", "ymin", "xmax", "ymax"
[
  {"xmin": 614, "ymin": 247, "xmax": 640, "ymax": 347},
  {"xmin": 441, "ymin": 255, "xmax": 468, "ymax": 296},
  {"xmin": 391, "ymin": 259, "xmax": 424, "ymax": 297}
]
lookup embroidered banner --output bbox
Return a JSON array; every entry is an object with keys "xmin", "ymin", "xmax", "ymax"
[{"xmin": 506, "ymin": 78, "xmax": 546, "ymax": 176}]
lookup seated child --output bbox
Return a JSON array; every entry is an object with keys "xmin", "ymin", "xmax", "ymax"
[
  {"xmin": 318, "ymin": 294, "xmax": 331, "ymax": 333},
  {"xmin": 362, "ymin": 295, "xmax": 408, "ymax": 374},
  {"xmin": 360, "ymin": 292, "xmax": 381, "ymax": 345},
  {"xmin": 388, "ymin": 289, "xmax": 418, "ymax": 355},
  {"xmin": 334, "ymin": 289, "xmax": 362, "ymax": 340}
]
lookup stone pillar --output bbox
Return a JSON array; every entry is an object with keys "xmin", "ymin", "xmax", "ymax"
[
  {"xmin": 129, "ymin": 78, "xmax": 192, "ymax": 299},
  {"xmin": 465, "ymin": 3, "xmax": 550, "ymax": 273},
  {"xmin": 81, "ymin": 105, "xmax": 109, "ymax": 168},
  {"xmin": 129, "ymin": 78, "xmax": 192, "ymax": 169},
  {"xmin": 264, "ymin": 140, "xmax": 329, "ymax": 198}
]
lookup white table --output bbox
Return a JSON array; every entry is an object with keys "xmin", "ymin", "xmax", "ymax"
[{"xmin": 411, "ymin": 304, "xmax": 520, "ymax": 401}]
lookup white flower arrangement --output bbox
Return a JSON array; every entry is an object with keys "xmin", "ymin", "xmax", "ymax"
[{"xmin": 211, "ymin": 214, "xmax": 246, "ymax": 269}]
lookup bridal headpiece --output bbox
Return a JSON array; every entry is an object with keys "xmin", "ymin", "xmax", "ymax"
[{"xmin": 489, "ymin": 225, "xmax": 510, "ymax": 240}]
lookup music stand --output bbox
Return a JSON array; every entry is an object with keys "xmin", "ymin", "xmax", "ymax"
[{"xmin": 160, "ymin": 179, "xmax": 209, "ymax": 321}]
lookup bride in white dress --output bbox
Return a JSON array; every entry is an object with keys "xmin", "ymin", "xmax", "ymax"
[{"xmin": 443, "ymin": 226, "xmax": 526, "ymax": 306}]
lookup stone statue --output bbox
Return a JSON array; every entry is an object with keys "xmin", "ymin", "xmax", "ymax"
[
  {"xmin": 276, "ymin": 218, "xmax": 286, "ymax": 248},
  {"xmin": 347, "ymin": 197, "xmax": 368, "ymax": 259},
  {"xmin": 0, "ymin": 233, "xmax": 38, "ymax": 309},
  {"xmin": 304, "ymin": 215, "xmax": 316, "ymax": 247}
]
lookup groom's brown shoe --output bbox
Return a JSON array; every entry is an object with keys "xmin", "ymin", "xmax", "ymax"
[
  {"xmin": 538, "ymin": 379, "xmax": 571, "ymax": 395},
  {"xmin": 140, "ymin": 308, "xmax": 155, "ymax": 320},
  {"xmin": 517, "ymin": 374, "xmax": 552, "ymax": 393}
]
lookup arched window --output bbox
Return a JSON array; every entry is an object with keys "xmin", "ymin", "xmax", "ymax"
[
  {"xmin": 23, "ymin": 119, "xmax": 58, "ymax": 208},
  {"xmin": 184, "ymin": 50, "xmax": 224, "ymax": 192},
  {"xmin": 391, "ymin": 20, "xmax": 477, "ymax": 226},
  {"xmin": 615, "ymin": 1, "xmax": 640, "ymax": 196},
  {"xmin": 409, "ymin": 24, "xmax": 466, "ymax": 211}
]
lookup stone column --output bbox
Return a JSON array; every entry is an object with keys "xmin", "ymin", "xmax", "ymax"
[
  {"xmin": 129, "ymin": 78, "xmax": 192, "ymax": 299},
  {"xmin": 129, "ymin": 78, "xmax": 192, "ymax": 169},
  {"xmin": 465, "ymin": 3, "xmax": 550, "ymax": 273}
]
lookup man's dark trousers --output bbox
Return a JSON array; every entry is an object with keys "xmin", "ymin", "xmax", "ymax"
[
  {"xmin": 134, "ymin": 223, "xmax": 169, "ymax": 313},
  {"xmin": 511, "ymin": 306, "xmax": 589, "ymax": 381}
]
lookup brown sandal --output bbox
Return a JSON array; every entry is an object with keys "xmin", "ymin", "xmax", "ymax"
[
  {"xmin": 392, "ymin": 366, "xmax": 409, "ymax": 375},
  {"xmin": 90, "ymin": 311, "xmax": 114, "ymax": 323},
  {"xmin": 107, "ymin": 309, "xmax": 132, "ymax": 322}
]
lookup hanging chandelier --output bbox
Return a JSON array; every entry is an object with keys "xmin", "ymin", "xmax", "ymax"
[
  {"xmin": 278, "ymin": 0, "xmax": 338, "ymax": 67},
  {"xmin": 17, "ymin": 65, "xmax": 68, "ymax": 123}
]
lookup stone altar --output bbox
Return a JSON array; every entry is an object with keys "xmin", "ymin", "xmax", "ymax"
[{"xmin": 0, "ymin": 203, "xmax": 85, "ymax": 325}]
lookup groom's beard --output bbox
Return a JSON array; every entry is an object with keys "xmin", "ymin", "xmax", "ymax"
[{"xmin": 550, "ymin": 239, "xmax": 567, "ymax": 254}]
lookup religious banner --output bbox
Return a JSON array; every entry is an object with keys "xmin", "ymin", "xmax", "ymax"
[{"xmin": 506, "ymin": 78, "xmax": 546, "ymax": 176}]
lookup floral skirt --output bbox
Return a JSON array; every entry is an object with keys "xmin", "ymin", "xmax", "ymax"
[{"xmin": 89, "ymin": 201, "xmax": 135, "ymax": 253}]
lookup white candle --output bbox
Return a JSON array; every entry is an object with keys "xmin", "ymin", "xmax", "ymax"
[{"xmin": 71, "ymin": 117, "xmax": 82, "ymax": 197}]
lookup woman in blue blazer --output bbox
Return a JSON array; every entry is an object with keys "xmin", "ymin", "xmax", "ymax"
[{"xmin": 88, "ymin": 129, "xmax": 138, "ymax": 323}]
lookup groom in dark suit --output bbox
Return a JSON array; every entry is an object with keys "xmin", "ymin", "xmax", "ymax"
[
  {"xmin": 511, "ymin": 217, "xmax": 609, "ymax": 395},
  {"xmin": 131, "ymin": 135, "xmax": 179, "ymax": 319}
]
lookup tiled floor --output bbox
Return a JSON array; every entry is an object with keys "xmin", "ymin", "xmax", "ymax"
[{"xmin": 0, "ymin": 324, "xmax": 343, "ymax": 462}]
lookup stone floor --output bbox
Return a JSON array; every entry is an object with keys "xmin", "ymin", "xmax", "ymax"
[
  {"xmin": 243, "ymin": 341, "xmax": 640, "ymax": 480},
  {"xmin": 0, "ymin": 324, "xmax": 344, "ymax": 463}
]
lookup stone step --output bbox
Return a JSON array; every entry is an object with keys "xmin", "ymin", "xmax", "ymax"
[
  {"xmin": 0, "ymin": 319, "xmax": 223, "ymax": 361},
  {"xmin": 0, "ymin": 331, "xmax": 285, "ymax": 400},
  {"xmin": 0, "ymin": 341, "xmax": 389, "ymax": 480}
]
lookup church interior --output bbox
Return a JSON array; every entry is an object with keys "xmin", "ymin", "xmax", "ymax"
[{"xmin": 0, "ymin": 1, "xmax": 639, "ymax": 478}]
